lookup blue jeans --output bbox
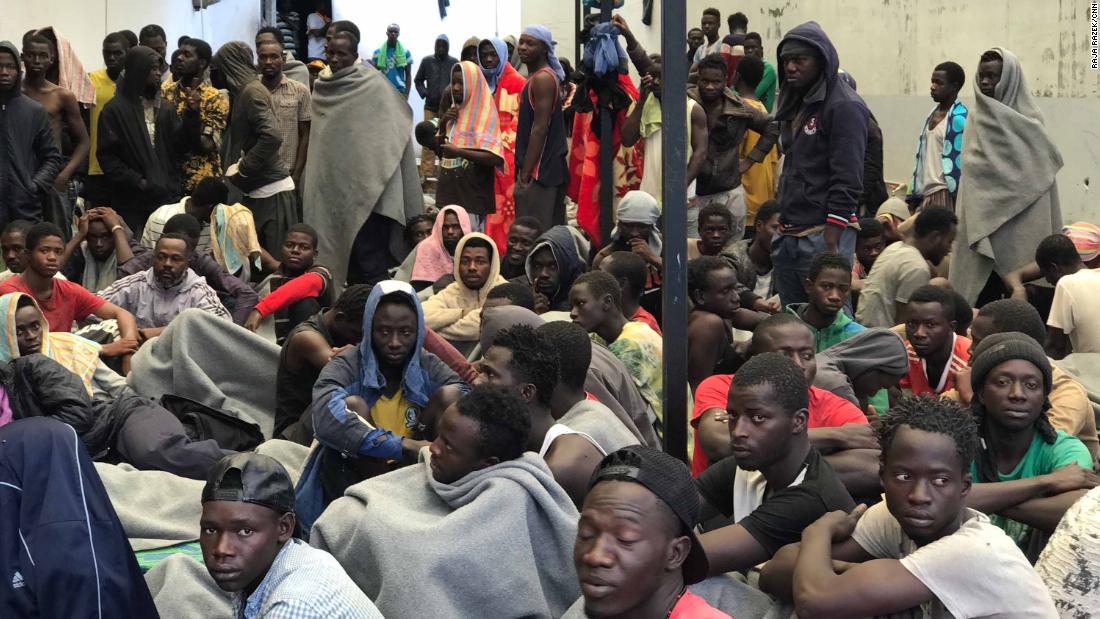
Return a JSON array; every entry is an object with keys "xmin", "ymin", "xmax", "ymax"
[{"xmin": 772, "ymin": 226, "xmax": 857, "ymax": 307}]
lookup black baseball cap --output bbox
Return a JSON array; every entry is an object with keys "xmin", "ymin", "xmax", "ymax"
[
  {"xmin": 588, "ymin": 446, "xmax": 709, "ymax": 584},
  {"xmin": 201, "ymin": 453, "xmax": 296, "ymax": 515}
]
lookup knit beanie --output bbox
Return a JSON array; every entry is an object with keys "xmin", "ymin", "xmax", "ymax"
[{"xmin": 969, "ymin": 332, "xmax": 1052, "ymax": 395}]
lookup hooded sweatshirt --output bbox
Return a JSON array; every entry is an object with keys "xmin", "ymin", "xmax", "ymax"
[
  {"xmin": 211, "ymin": 42, "xmax": 289, "ymax": 193},
  {"xmin": 815, "ymin": 327, "xmax": 908, "ymax": 408},
  {"xmin": 96, "ymin": 45, "xmax": 196, "ymax": 230},
  {"xmin": 524, "ymin": 225, "xmax": 586, "ymax": 311},
  {"xmin": 773, "ymin": 22, "xmax": 869, "ymax": 232},
  {"xmin": 0, "ymin": 41, "xmax": 64, "ymax": 230},
  {"xmin": 422, "ymin": 232, "xmax": 507, "ymax": 342}
]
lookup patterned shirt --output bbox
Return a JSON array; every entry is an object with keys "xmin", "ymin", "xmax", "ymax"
[
  {"xmin": 266, "ymin": 75, "xmax": 311, "ymax": 174},
  {"xmin": 161, "ymin": 80, "xmax": 229, "ymax": 191},
  {"xmin": 234, "ymin": 538, "xmax": 383, "ymax": 619},
  {"xmin": 786, "ymin": 303, "xmax": 866, "ymax": 352},
  {"xmin": 596, "ymin": 321, "xmax": 664, "ymax": 426}
]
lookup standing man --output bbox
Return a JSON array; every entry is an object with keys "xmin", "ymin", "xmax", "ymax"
[
  {"xmin": 305, "ymin": 0, "xmax": 330, "ymax": 62},
  {"xmin": 371, "ymin": 24, "xmax": 413, "ymax": 99},
  {"xmin": 414, "ymin": 35, "xmax": 458, "ymax": 184},
  {"xmin": 743, "ymin": 32, "xmax": 776, "ymax": 112},
  {"xmin": 138, "ymin": 25, "xmax": 169, "ymax": 82},
  {"xmin": 478, "ymin": 37, "xmax": 528, "ymax": 253},
  {"xmin": 257, "ymin": 36, "xmax": 311, "ymax": 188},
  {"xmin": 690, "ymin": 54, "xmax": 777, "ymax": 240},
  {"xmin": 20, "ymin": 35, "xmax": 89, "ymax": 218},
  {"xmin": 162, "ymin": 37, "xmax": 228, "ymax": 192},
  {"xmin": 514, "ymin": 26, "xmax": 569, "ymax": 230},
  {"xmin": 911, "ymin": 62, "xmax": 967, "ymax": 211},
  {"xmin": 210, "ymin": 42, "xmax": 297, "ymax": 258},
  {"xmin": 0, "ymin": 41, "xmax": 63, "ymax": 232},
  {"xmin": 691, "ymin": 8, "xmax": 723, "ymax": 69},
  {"xmin": 770, "ymin": 22, "xmax": 869, "ymax": 307},
  {"xmin": 84, "ymin": 33, "xmax": 130, "ymax": 206},
  {"xmin": 950, "ymin": 48, "xmax": 1062, "ymax": 306}
]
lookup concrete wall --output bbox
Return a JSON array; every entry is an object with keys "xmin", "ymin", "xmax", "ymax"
[
  {"xmin": 521, "ymin": 0, "xmax": 1100, "ymax": 223},
  {"xmin": 6, "ymin": 0, "xmax": 261, "ymax": 74}
]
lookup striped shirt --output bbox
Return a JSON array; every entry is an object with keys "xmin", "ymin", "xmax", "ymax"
[
  {"xmin": 234, "ymin": 538, "xmax": 383, "ymax": 619},
  {"xmin": 97, "ymin": 268, "xmax": 230, "ymax": 329},
  {"xmin": 899, "ymin": 333, "xmax": 971, "ymax": 396}
]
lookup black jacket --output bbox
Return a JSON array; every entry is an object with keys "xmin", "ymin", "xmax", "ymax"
[{"xmin": 0, "ymin": 41, "xmax": 64, "ymax": 230}]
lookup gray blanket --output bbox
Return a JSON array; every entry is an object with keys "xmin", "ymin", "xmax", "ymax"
[
  {"xmin": 145, "ymin": 554, "xmax": 234, "ymax": 619},
  {"xmin": 97, "ymin": 439, "xmax": 310, "ymax": 551},
  {"xmin": 302, "ymin": 63, "xmax": 423, "ymax": 290},
  {"xmin": 560, "ymin": 574, "xmax": 789, "ymax": 618},
  {"xmin": 949, "ymin": 47, "xmax": 1063, "ymax": 304},
  {"xmin": 311, "ymin": 450, "xmax": 581, "ymax": 619},
  {"xmin": 127, "ymin": 309, "xmax": 281, "ymax": 439}
]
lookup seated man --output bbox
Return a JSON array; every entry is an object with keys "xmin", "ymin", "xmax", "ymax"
[
  {"xmin": 477, "ymin": 324, "xmax": 608, "ymax": 506},
  {"xmin": 98, "ymin": 233, "xmax": 231, "ymax": 341},
  {"xmin": 1003, "ymin": 220, "xmax": 1100, "ymax": 303},
  {"xmin": 695, "ymin": 353, "xmax": 856, "ymax": 575},
  {"xmin": 962, "ymin": 298, "xmax": 1099, "ymax": 462},
  {"xmin": 563, "ymin": 446, "xmax": 730, "ymax": 619},
  {"xmin": 60, "ymin": 207, "xmax": 146, "ymax": 292},
  {"xmin": 814, "ymin": 327, "xmax": 909, "ymax": 415},
  {"xmin": 571, "ymin": 271, "xmax": 664, "ymax": 434},
  {"xmin": 119, "ymin": 213, "xmax": 258, "ymax": 324},
  {"xmin": 393, "ymin": 205, "xmax": 471, "ymax": 290},
  {"xmin": 422, "ymin": 233, "xmax": 507, "ymax": 350},
  {"xmin": 687, "ymin": 256, "xmax": 762, "ymax": 390},
  {"xmin": 536, "ymin": 320, "xmax": 640, "ymax": 455},
  {"xmin": 787, "ymin": 253, "xmax": 865, "ymax": 352},
  {"xmin": 600, "ymin": 251, "xmax": 661, "ymax": 335},
  {"xmin": 311, "ymin": 384, "xmax": 580, "ymax": 619},
  {"xmin": 523, "ymin": 225, "xmax": 586, "ymax": 314},
  {"xmin": 199, "ymin": 453, "xmax": 382, "ymax": 618},
  {"xmin": 0, "ymin": 220, "xmax": 65, "ymax": 282},
  {"xmin": 245, "ymin": 224, "xmax": 334, "ymax": 344},
  {"xmin": 0, "ymin": 418, "xmax": 158, "ymax": 618},
  {"xmin": 482, "ymin": 281, "xmax": 536, "ymax": 313},
  {"xmin": 592, "ymin": 191, "xmax": 663, "ymax": 289},
  {"xmin": 0, "ymin": 223, "xmax": 139, "ymax": 363},
  {"xmin": 759, "ymin": 396, "xmax": 1059, "ymax": 618},
  {"xmin": 687, "ymin": 202, "xmax": 736, "ymax": 261},
  {"xmin": 856, "ymin": 206, "xmax": 957, "ymax": 329},
  {"xmin": 1035, "ymin": 232, "xmax": 1100, "ymax": 358},
  {"xmin": 298, "ymin": 281, "xmax": 466, "ymax": 529},
  {"xmin": 850, "ymin": 217, "xmax": 885, "ymax": 294},
  {"xmin": 726, "ymin": 200, "xmax": 781, "ymax": 311},
  {"xmin": 500, "ymin": 216, "xmax": 543, "ymax": 279},
  {"xmin": 899, "ymin": 285, "xmax": 971, "ymax": 397},
  {"xmin": 964, "ymin": 332, "xmax": 1098, "ymax": 562}
]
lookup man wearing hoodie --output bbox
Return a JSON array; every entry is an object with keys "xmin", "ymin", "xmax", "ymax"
[
  {"xmin": 97, "ymin": 45, "xmax": 201, "ymax": 235},
  {"xmin": 210, "ymin": 41, "xmax": 297, "ymax": 258},
  {"xmin": 522, "ymin": 225, "xmax": 586, "ymax": 314},
  {"xmin": 422, "ymin": 232, "xmax": 507, "ymax": 352},
  {"xmin": 0, "ymin": 41, "xmax": 64, "ymax": 233},
  {"xmin": 770, "ymin": 23, "xmax": 869, "ymax": 307}
]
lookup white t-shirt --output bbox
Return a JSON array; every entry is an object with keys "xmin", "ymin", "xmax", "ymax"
[
  {"xmin": 693, "ymin": 39, "xmax": 723, "ymax": 64},
  {"xmin": 306, "ymin": 12, "xmax": 327, "ymax": 60},
  {"xmin": 1047, "ymin": 268, "xmax": 1100, "ymax": 354},
  {"xmin": 920, "ymin": 116, "xmax": 948, "ymax": 195},
  {"xmin": 852, "ymin": 503, "xmax": 1058, "ymax": 618},
  {"xmin": 855, "ymin": 242, "xmax": 931, "ymax": 329},
  {"xmin": 141, "ymin": 199, "xmax": 212, "ymax": 254}
]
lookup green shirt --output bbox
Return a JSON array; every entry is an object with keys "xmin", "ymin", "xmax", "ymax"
[
  {"xmin": 972, "ymin": 430, "xmax": 1092, "ymax": 548},
  {"xmin": 755, "ymin": 61, "xmax": 777, "ymax": 112}
]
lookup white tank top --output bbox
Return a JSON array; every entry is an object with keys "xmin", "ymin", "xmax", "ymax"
[{"xmin": 538, "ymin": 424, "xmax": 606, "ymax": 458}]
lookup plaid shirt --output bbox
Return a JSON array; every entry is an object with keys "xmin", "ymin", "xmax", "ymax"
[
  {"xmin": 266, "ymin": 75, "xmax": 312, "ymax": 173},
  {"xmin": 234, "ymin": 539, "xmax": 383, "ymax": 619}
]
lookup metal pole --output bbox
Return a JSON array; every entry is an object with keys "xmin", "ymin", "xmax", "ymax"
[
  {"xmin": 598, "ymin": 0, "xmax": 615, "ymax": 246},
  {"xmin": 575, "ymin": 0, "xmax": 583, "ymax": 72},
  {"xmin": 660, "ymin": 0, "xmax": 689, "ymax": 462}
]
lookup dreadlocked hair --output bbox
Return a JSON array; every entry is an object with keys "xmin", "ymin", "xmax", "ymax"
[
  {"xmin": 971, "ymin": 389, "xmax": 1057, "ymax": 484},
  {"xmin": 877, "ymin": 396, "xmax": 978, "ymax": 472}
]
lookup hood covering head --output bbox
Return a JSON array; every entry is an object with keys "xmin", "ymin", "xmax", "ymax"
[
  {"xmin": 411, "ymin": 205, "xmax": 472, "ymax": 283},
  {"xmin": 815, "ymin": 328, "xmax": 908, "ymax": 397},
  {"xmin": 451, "ymin": 231, "xmax": 503, "ymax": 298},
  {"xmin": 610, "ymin": 190, "xmax": 663, "ymax": 255},
  {"xmin": 448, "ymin": 61, "xmax": 503, "ymax": 159},
  {"xmin": 0, "ymin": 41, "xmax": 22, "ymax": 96},
  {"xmin": 116, "ymin": 45, "xmax": 161, "ymax": 101},
  {"xmin": 0, "ymin": 292, "xmax": 100, "ymax": 392},
  {"xmin": 212, "ymin": 41, "xmax": 259, "ymax": 95},
  {"xmin": 478, "ymin": 37, "xmax": 509, "ymax": 92},
  {"xmin": 522, "ymin": 25, "xmax": 566, "ymax": 81},
  {"xmin": 479, "ymin": 305, "xmax": 544, "ymax": 352},
  {"xmin": 462, "ymin": 36, "xmax": 480, "ymax": 57},
  {"xmin": 772, "ymin": 21, "xmax": 845, "ymax": 121},
  {"xmin": 356, "ymin": 281, "xmax": 433, "ymax": 407},
  {"xmin": 984, "ymin": 48, "xmax": 1034, "ymax": 112},
  {"xmin": 525, "ymin": 225, "xmax": 586, "ymax": 309}
]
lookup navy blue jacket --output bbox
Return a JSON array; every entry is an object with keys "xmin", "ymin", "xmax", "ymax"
[{"xmin": 773, "ymin": 23, "xmax": 869, "ymax": 231}]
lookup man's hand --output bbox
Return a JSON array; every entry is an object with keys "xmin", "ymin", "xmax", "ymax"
[
  {"xmin": 53, "ymin": 171, "xmax": 72, "ymax": 193},
  {"xmin": 243, "ymin": 310, "xmax": 263, "ymax": 332},
  {"xmin": 401, "ymin": 438, "xmax": 431, "ymax": 461},
  {"xmin": 1042, "ymin": 464, "xmax": 1100, "ymax": 496},
  {"xmin": 182, "ymin": 86, "xmax": 202, "ymax": 112},
  {"xmin": 100, "ymin": 337, "xmax": 139, "ymax": 358},
  {"xmin": 831, "ymin": 423, "xmax": 880, "ymax": 450},
  {"xmin": 738, "ymin": 159, "xmax": 754, "ymax": 175},
  {"xmin": 954, "ymin": 366, "xmax": 973, "ymax": 404},
  {"xmin": 533, "ymin": 291, "xmax": 551, "ymax": 314},
  {"xmin": 1010, "ymin": 286, "xmax": 1028, "ymax": 302},
  {"xmin": 629, "ymin": 237, "xmax": 659, "ymax": 264},
  {"xmin": 611, "ymin": 14, "xmax": 637, "ymax": 48},
  {"xmin": 75, "ymin": 211, "xmax": 91, "ymax": 239},
  {"xmin": 439, "ymin": 142, "xmax": 462, "ymax": 158},
  {"xmin": 331, "ymin": 344, "xmax": 355, "ymax": 357},
  {"xmin": 98, "ymin": 207, "xmax": 123, "ymax": 230},
  {"xmin": 753, "ymin": 297, "xmax": 781, "ymax": 313},
  {"xmin": 805, "ymin": 504, "xmax": 868, "ymax": 544}
]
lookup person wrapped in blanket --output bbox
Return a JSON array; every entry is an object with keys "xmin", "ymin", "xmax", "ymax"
[
  {"xmin": 0, "ymin": 292, "xmax": 232, "ymax": 479},
  {"xmin": 294, "ymin": 280, "xmax": 467, "ymax": 531}
]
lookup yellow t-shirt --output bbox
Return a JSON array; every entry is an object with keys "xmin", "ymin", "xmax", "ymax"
[
  {"xmin": 369, "ymin": 390, "xmax": 421, "ymax": 438},
  {"xmin": 739, "ymin": 97, "xmax": 779, "ymax": 226},
  {"xmin": 88, "ymin": 69, "xmax": 117, "ymax": 176}
]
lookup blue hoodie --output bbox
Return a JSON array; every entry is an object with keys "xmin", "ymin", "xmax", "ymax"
[{"xmin": 773, "ymin": 22, "xmax": 869, "ymax": 232}]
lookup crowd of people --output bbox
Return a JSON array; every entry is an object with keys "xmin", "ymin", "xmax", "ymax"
[{"xmin": 1, "ymin": 4, "xmax": 1099, "ymax": 618}]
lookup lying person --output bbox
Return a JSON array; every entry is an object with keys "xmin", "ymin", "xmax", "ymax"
[
  {"xmin": 759, "ymin": 396, "xmax": 1058, "ymax": 618},
  {"xmin": 311, "ymin": 384, "xmax": 580, "ymax": 618},
  {"xmin": 200, "ymin": 453, "xmax": 382, "ymax": 618}
]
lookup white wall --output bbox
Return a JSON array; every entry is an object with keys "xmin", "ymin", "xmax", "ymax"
[
  {"xmin": 333, "ymin": 0, "xmax": 521, "ymax": 124},
  {"xmin": 6, "ymin": 0, "xmax": 261, "ymax": 75},
  {"xmin": 521, "ymin": 0, "xmax": 1100, "ymax": 224}
]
